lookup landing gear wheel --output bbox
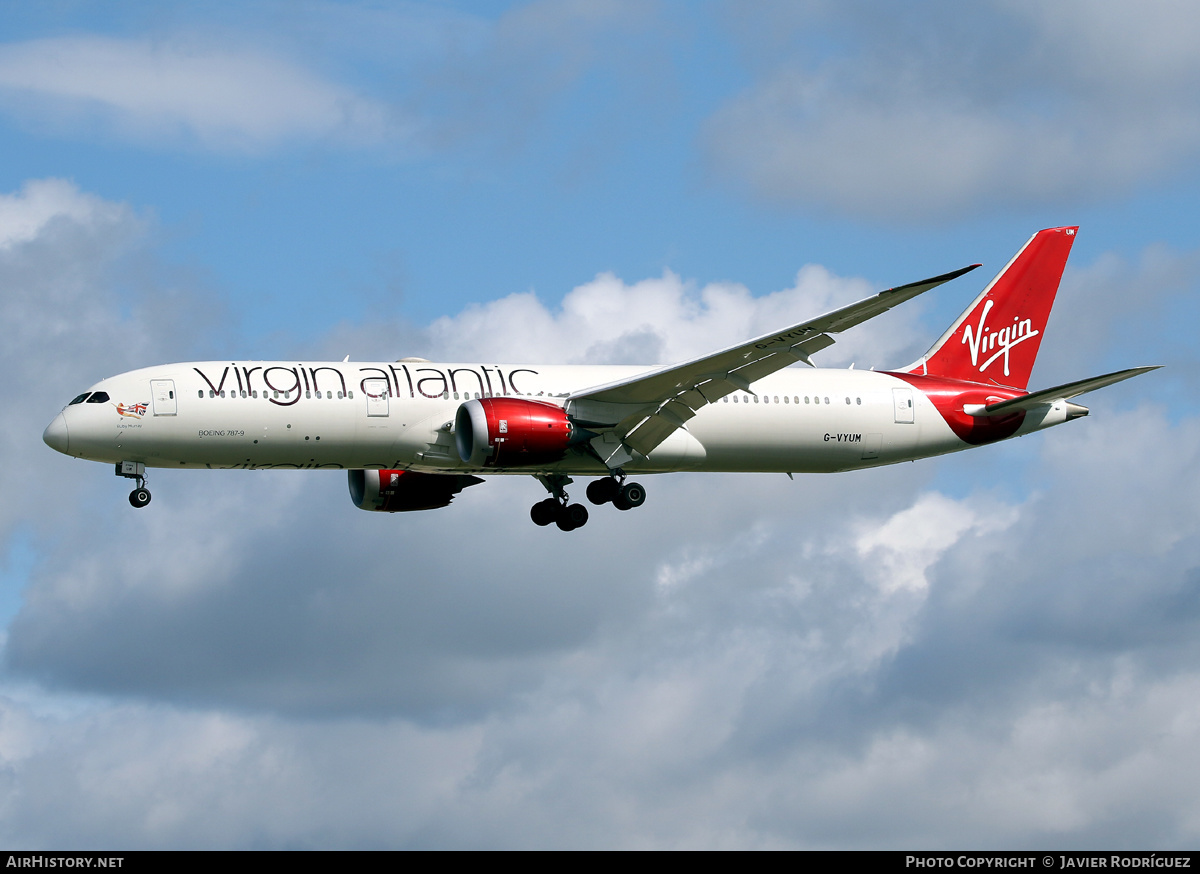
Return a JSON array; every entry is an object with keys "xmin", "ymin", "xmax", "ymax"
[
  {"xmin": 531, "ymin": 498, "xmax": 559, "ymax": 526},
  {"xmin": 586, "ymin": 478, "xmax": 620, "ymax": 505},
  {"xmin": 129, "ymin": 487, "xmax": 151, "ymax": 508},
  {"xmin": 613, "ymin": 481, "xmax": 646, "ymax": 511},
  {"xmin": 555, "ymin": 503, "xmax": 589, "ymax": 531}
]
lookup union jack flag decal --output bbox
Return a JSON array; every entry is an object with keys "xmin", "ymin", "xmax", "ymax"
[{"xmin": 115, "ymin": 402, "xmax": 148, "ymax": 418}]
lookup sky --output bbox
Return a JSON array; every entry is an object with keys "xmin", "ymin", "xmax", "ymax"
[{"xmin": 2, "ymin": 0, "xmax": 1200, "ymax": 849}]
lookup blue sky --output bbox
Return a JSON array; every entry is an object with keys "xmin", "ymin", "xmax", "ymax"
[{"xmin": 2, "ymin": 0, "xmax": 1200, "ymax": 848}]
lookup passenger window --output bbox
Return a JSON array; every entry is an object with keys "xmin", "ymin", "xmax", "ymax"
[
  {"xmin": 86, "ymin": 392, "xmax": 110, "ymax": 403},
  {"xmin": 197, "ymin": 390, "xmax": 203, "ymax": 399},
  {"xmin": 69, "ymin": 393, "xmax": 90, "ymax": 405},
  {"xmin": 783, "ymin": 396, "xmax": 789, "ymax": 404},
  {"xmin": 824, "ymin": 397, "xmax": 830, "ymax": 404},
  {"xmin": 804, "ymin": 396, "xmax": 810, "ymax": 404},
  {"xmin": 856, "ymin": 397, "xmax": 861, "ymax": 405}
]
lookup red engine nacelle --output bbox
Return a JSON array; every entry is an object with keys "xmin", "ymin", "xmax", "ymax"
[
  {"xmin": 348, "ymin": 469, "xmax": 483, "ymax": 512},
  {"xmin": 455, "ymin": 397, "xmax": 574, "ymax": 467}
]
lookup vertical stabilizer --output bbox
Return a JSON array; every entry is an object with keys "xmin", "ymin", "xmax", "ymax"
[{"xmin": 908, "ymin": 227, "xmax": 1077, "ymax": 390}]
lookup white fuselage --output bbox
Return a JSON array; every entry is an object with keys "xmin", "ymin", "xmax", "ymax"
[{"xmin": 45, "ymin": 359, "xmax": 1075, "ymax": 476}]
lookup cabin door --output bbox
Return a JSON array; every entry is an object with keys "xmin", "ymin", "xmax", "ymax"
[{"xmin": 364, "ymin": 378, "xmax": 390, "ymax": 417}]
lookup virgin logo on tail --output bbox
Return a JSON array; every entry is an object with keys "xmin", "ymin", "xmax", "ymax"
[
  {"xmin": 961, "ymin": 300, "xmax": 1039, "ymax": 378},
  {"xmin": 909, "ymin": 226, "xmax": 1076, "ymax": 391}
]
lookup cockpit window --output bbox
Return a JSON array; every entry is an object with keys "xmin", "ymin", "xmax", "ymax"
[
  {"xmin": 85, "ymin": 391, "xmax": 110, "ymax": 403},
  {"xmin": 68, "ymin": 393, "xmax": 90, "ymax": 405}
]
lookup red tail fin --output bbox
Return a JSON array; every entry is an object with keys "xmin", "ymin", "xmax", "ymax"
[{"xmin": 908, "ymin": 227, "xmax": 1077, "ymax": 390}]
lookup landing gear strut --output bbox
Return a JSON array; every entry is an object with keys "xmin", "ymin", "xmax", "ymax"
[
  {"xmin": 117, "ymin": 461, "xmax": 151, "ymax": 508},
  {"xmin": 532, "ymin": 474, "xmax": 589, "ymax": 531}
]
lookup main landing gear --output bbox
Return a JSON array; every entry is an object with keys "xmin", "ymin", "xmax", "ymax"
[
  {"xmin": 531, "ymin": 474, "xmax": 589, "ymax": 531},
  {"xmin": 531, "ymin": 472, "xmax": 646, "ymax": 531},
  {"xmin": 116, "ymin": 461, "xmax": 151, "ymax": 508},
  {"xmin": 585, "ymin": 475, "xmax": 645, "ymax": 511}
]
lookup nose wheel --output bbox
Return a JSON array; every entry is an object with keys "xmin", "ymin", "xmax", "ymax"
[{"xmin": 116, "ymin": 461, "xmax": 151, "ymax": 509}]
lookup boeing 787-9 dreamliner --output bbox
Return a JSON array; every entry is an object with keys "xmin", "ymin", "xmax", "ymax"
[{"xmin": 43, "ymin": 227, "xmax": 1157, "ymax": 531}]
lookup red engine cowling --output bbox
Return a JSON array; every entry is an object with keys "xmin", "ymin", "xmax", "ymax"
[
  {"xmin": 455, "ymin": 397, "xmax": 574, "ymax": 467},
  {"xmin": 348, "ymin": 469, "xmax": 483, "ymax": 512}
]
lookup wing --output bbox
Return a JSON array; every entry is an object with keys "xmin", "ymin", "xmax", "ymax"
[
  {"xmin": 965, "ymin": 366, "xmax": 1161, "ymax": 417},
  {"xmin": 567, "ymin": 264, "xmax": 981, "ymax": 464}
]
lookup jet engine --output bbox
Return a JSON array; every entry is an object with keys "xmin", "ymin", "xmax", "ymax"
[
  {"xmin": 348, "ymin": 469, "xmax": 483, "ymax": 512},
  {"xmin": 455, "ymin": 397, "xmax": 575, "ymax": 467}
]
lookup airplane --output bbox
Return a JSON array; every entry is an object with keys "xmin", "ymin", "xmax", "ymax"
[{"xmin": 43, "ymin": 227, "xmax": 1157, "ymax": 532}]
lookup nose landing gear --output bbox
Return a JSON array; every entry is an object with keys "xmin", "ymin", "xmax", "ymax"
[{"xmin": 117, "ymin": 461, "xmax": 151, "ymax": 508}]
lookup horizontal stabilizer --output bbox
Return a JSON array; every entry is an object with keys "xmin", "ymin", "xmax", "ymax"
[{"xmin": 965, "ymin": 366, "xmax": 1161, "ymax": 417}]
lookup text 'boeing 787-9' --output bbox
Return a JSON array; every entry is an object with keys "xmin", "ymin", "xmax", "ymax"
[{"xmin": 44, "ymin": 227, "xmax": 1157, "ymax": 531}]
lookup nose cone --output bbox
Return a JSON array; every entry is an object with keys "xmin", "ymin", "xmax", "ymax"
[{"xmin": 43, "ymin": 413, "xmax": 69, "ymax": 454}]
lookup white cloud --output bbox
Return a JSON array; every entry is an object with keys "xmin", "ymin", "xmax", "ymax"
[
  {"xmin": 0, "ymin": 179, "xmax": 166, "ymax": 539},
  {"xmin": 1038, "ymin": 244, "xmax": 1200, "ymax": 385},
  {"xmin": 0, "ymin": 179, "xmax": 128, "ymax": 250},
  {"xmin": 0, "ymin": 37, "xmax": 402, "ymax": 152},
  {"xmin": 5, "ymin": 177, "xmax": 1200, "ymax": 846},
  {"xmin": 0, "ymin": 4, "xmax": 658, "ymax": 158},
  {"xmin": 424, "ymin": 264, "xmax": 924, "ymax": 370},
  {"xmin": 855, "ymin": 492, "xmax": 1018, "ymax": 594},
  {"xmin": 705, "ymin": 0, "xmax": 1200, "ymax": 219},
  {"xmin": 13, "ymin": 444, "xmax": 1200, "ymax": 847}
]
